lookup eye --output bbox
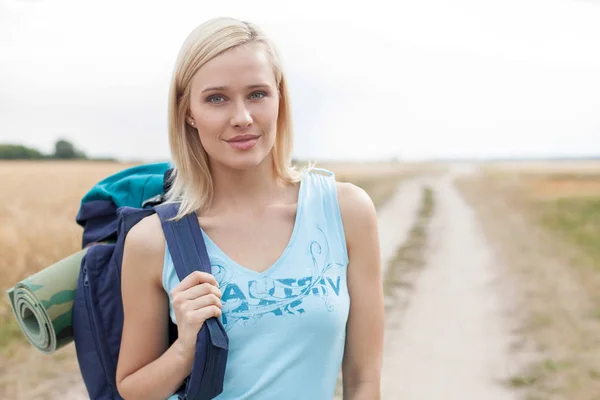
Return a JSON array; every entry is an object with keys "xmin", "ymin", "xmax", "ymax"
[
  {"xmin": 206, "ymin": 95, "xmax": 225, "ymax": 104},
  {"xmin": 249, "ymin": 91, "xmax": 267, "ymax": 100}
]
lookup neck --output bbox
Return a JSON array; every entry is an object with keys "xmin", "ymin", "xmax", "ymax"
[{"xmin": 208, "ymin": 154, "xmax": 287, "ymax": 213}]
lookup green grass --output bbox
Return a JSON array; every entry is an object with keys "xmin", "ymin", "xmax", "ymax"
[
  {"xmin": 508, "ymin": 374, "xmax": 538, "ymax": 388},
  {"xmin": 506, "ymin": 358, "xmax": 571, "ymax": 396},
  {"xmin": 383, "ymin": 186, "xmax": 434, "ymax": 297},
  {"xmin": 538, "ymin": 196, "xmax": 600, "ymax": 268},
  {"xmin": 524, "ymin": 194, "xmax": 600, "ymax": 399}
]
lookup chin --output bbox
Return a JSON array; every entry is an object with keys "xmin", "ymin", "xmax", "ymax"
[
  {"xmin": 222, "ymin": 152, "xmax": 270, "ymax": 171},
  {"xmin": 207, "ymin": 139, "xmax": 275, "ymax": 172}
]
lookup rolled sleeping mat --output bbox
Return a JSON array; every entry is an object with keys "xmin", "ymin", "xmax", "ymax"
[{"xmin": 6, "ymin": 248, "xmax": 88, "ymax": 354}]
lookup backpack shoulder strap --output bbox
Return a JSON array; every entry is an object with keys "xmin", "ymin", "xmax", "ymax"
[
  {"xmin": 153, "ymin": 203, "xmax": 227, "ymax": 350},
  {"xmin": 154, "ymin": 202, "xmax": 227, "ymax": 344},
  {"xmin": 153, "ymin": 202, "xmax": 229, "ymax": 399},
  {"xmin": 153, "ymin": 202, "xmax": 211, "ymax": 280}
]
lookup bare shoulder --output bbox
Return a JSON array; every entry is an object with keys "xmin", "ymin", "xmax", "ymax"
[
  {"xmin": 335, "ymin": 182, "xmax": 378, "ymax": 243},
  {"xmin": 122, "ymin": 213, "xmax": 166, "ymax": 287},
  {"xmin": 116, "ymin": 213, "xmax": 171, "ymax": 390}
]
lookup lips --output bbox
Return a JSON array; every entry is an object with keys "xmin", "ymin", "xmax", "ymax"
[
  {"xmin": 225, "ymin": 134, "xmax": 260, "ymax": 143},
  {"xmin": 225, "ymin": 134, "xmax": 260, "ymax": 151}
]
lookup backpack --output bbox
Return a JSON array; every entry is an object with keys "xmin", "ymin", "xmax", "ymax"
[{"xmin": 72, "ymin": 162, "xmax": 229, "ymax": 400}]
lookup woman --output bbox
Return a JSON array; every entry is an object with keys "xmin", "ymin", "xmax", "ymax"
[{"xmin": 115, "ymin": 17, "xmax": 384, "ymax": 400}]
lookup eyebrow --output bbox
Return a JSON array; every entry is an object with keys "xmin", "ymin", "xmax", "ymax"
[{"xmin": 201, "ymin": 84, "xmax": 271, "ymax": 93}]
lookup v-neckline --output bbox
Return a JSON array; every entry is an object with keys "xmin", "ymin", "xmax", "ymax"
[{"xmin": 199, "ymin": 176, "xmax": 306, "ymax": 277}]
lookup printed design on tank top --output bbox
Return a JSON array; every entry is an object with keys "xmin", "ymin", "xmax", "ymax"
[{"xmin": 213, "ymin": 226, "xmax": 346, "ymax": 332}]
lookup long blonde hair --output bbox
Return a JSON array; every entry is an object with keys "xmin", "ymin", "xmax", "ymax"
[{"xmin": 164, "ymin": 17, "xmax": 306, "ymax": 220}]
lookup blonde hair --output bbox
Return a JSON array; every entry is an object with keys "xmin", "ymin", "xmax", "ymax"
[{"xmin": 164, "ymin": 17, "xmax": 307, "ymax": 220}]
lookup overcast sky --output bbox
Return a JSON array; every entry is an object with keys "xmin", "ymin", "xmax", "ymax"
[{"xmin": 1, "ymin": 0, "xmax": 599, "ymax": 162}]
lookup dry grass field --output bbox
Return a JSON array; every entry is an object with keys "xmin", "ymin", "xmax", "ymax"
[
  {"xmin": 0, "ymin": 161, "xmax": 139, "ymax": 352},
  {"xmin": 458, "ymin": 160, "xmax": 600, "ymax": 400},
  {"xmin": 0, "ymin": 159, "xmax": 418, "ymax": 398},
  {"xmin": 485, "ymin": 161, "xmax": 600, "ymax": 268},
  {"xmin": 0, "ymin": 161, "xmax": 138, "ymax": 398},
  {"xmin": 318, "ymin": 160, "xmax": 443, "ymax": 208}
]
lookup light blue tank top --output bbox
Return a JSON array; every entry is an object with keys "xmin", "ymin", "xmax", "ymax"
[{"xmin": 162, "ymin": 168, "xmax": 350, "ymax": 400}]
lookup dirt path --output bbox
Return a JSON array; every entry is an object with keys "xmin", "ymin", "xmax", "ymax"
[
  {"xmin": 381, "ymin": 166, "xmax": 521, "ymax": 399},
  {"xmin": 376, "ymin": 177, "xmax": 424, "ymax": 275}
]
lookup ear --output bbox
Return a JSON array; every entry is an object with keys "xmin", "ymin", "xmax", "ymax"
[{"xmin": 185, "ymin": 113, "xmax": 196, "ymax": 127}]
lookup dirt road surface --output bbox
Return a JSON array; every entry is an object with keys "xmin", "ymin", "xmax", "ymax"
[
  {"xmin": 376, "ymin": 177, "xmax": 424, "ymax": 276},
  {"xmin": 380, "ymin": 166, "xmax": 520, "ymax": 400}
]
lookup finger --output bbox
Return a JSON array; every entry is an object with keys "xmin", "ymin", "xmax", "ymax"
[
  {"xmin": 189, "ymin": 306, "xmax": 222, "ymax": 325},
  {"xmin": 185, "ymin": 293, "xmax": 222, "ymax": 311},
  {"xmin": 172, "ymin": 277, "xmax": 221, "ymax": 310},
  {"xmin": 172, "ymin": 271, "xmax": 219, "ymax": 294},
  {"xmin": 180, "ymin": 283, "xmax": 222, "ymax": 301}
]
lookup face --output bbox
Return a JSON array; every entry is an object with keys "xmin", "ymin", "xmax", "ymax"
[{"xmin": 187, "ymin": 43, "xmax": 280, "ymax": 171}]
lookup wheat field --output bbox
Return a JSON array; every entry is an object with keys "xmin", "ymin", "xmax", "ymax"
[{"xmin": 0, "ymin": 161, "xmax": 139, "ymax": 303}]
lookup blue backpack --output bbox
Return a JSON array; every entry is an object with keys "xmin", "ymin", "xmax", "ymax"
[{"xmin": 72, "ymin": 162, "xmax": 229, "ymax": 400}]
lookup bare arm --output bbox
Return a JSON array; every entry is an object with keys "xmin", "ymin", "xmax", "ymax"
[
  {"xmin": 115, "ymin": 214, "xmax": 193, "ymax": 400},
  {"xmin": 337, "ymin": 182, "xmax": 384, "ymax": 400}
]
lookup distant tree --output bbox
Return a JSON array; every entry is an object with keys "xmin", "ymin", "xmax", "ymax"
[
  {"xmin": 54, "ymin": 139, "xmax": 87, "ymax": 159},
  {"xmin": 0, "ymin": 144, "xmax": 45, "ymax": 159},
  {"xmin": 0, "ymin": 139, "xmax": 108, "ymax": 161}
]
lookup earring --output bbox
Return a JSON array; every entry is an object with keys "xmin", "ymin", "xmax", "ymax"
[{"xmin": 190, "ymin": 120, "xmax": 196, "ymax": 127}]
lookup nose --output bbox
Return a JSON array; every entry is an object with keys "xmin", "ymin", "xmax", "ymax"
[{"xmin": 230, "ymin": 100, "xmax": 253, "ymax": 128}]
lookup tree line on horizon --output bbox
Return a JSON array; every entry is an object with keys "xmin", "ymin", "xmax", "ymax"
[{"xmin": 0, "ymin": 139, "xmax": 116, "ymax": 161}]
